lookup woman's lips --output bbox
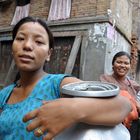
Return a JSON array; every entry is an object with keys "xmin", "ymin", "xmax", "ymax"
[
  {"xmin": 19, "ymin": 54, "xmax": 34, "ymax": 62},
  {"xmin": 117, "ymin": 69, "xmax": 127, "ymax": 74}
]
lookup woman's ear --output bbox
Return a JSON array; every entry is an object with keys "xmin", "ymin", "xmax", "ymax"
[
  {"xmin": 45, "ymin": 48, "xmax": 53, "ymax": 62},
  {"xmin": 112, "ymin": 66, "xmax": 114, "ymax": 71}
]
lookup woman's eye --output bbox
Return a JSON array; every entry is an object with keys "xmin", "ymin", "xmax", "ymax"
[
  {"xmin": 116, "ymin": 61, "xmax": 121, "ymax": 64},
  {"xmin": 36, "ymin": 41, "xmax": 44, "ymax": 45},
  {"xmin": 124, "ymin": 62, "xmax": 130, "ymax": 65},
  {"xmin": 116, "ymin": 61, "xmax": 130, "ymax": 65},
  {"xmin": 16, "ymin": 37, "xmax": 24, "ymax": 41}
]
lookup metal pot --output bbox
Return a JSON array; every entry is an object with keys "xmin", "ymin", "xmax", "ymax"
[{"xmin": 55, "ymin": 81, "xmax": 130, "ymax": 140}]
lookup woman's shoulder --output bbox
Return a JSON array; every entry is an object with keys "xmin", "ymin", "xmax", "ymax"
[
  {"xmin": 0, "ymin": 84, "xmax": 15, "ymax": 99},
  {"xmin": 0, "ymin": 84, "xmax": 14, "ymax": 93},
  {"xmin": 100, "ymin": 74, "xmax": 113, "ymax": 82},
  {"xmin": 127, "ymin": 77, "xmax": 140, "ymax": 89},
  {"xmin": 46, "ymin": 74, "xmax": 80, "ymax": 87},
  {"xmin": 100, "ymin": 74, "xmax": 111, "ymax": 78},
  {"xmin": 44, "ymin": 74, "xmax": 72, "ymax": 86},
  {"xmin": 46, "ymin": 73, "xmax": 71, "ymax": 81},
  {"xmin": 126, "ymin": 76, "xmax": 139, "ymax": 86},
  {"xmin": 0, "ymin": 84, "xmax": 15, "ymax": 107}
]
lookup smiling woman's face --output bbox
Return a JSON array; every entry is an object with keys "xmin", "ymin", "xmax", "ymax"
[
  {"xmin": 12, "ymin": 22, "xmax": 51, "ymax": 72},
  {"xmin": 112, "ymin": 55, "xmax": 131, "ymax": 77}
]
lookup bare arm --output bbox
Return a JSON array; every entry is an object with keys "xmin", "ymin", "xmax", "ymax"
[
  {"xmin": 70, "ymin": 96, "xmax": 131, "ymax": 126},
  {"xmin": 61, "ymin": 77, "xmax": 131, "ymax": 125},
  {"xmin": 23, "ymin": 77, "xmax": 131, "ymax": 140},
  {"xmin": 23, "ymin": 96, "xmax": 131, "ymax": 140}
]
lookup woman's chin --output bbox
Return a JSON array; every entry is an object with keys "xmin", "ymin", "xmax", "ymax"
[{"xmin": 117, "ymin": 73, "xmax": 127, "ymax": 77}]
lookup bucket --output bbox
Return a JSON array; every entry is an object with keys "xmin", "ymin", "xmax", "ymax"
[{"xmin": 55, "ymin": 81, "xmax": 130, "ymax": 140}]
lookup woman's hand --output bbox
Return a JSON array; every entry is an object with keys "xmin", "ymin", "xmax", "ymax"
[
  {"xmin": 23, "ymin": 96, "xmax": 131, "ymax": 140},
  {"xmin": 23, "ymin": 98, "xmax": 79, "ymax": 140}
]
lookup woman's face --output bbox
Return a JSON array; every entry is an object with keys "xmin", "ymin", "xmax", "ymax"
[
  {"xmin": 12, "ymin": 22, "xmax": 51, "ymax": 72},
  {"xmin": 113, "ymin": 55, "xmax": 131, "ymax": 77}
]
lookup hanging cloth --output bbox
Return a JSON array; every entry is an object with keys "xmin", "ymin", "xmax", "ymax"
[
  {"xmin": 48, "ymin": 0, "xmax": 71, "ymax": 21},
  {"xmin": 11, "ymin": 0, "xmax": 30, "ymax": 25}
]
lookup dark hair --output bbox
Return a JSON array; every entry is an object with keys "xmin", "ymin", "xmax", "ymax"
[
  {"xmin": 12, "ymin": 16, "xmax": 54, "ymax": 49},
  {"xmin": 112, "ymin": 51, "xmax": 131, "ymax": 65}
]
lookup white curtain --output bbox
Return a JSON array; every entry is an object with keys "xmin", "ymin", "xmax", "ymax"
[
  {"xmin": 11, "ymin": 4, "xmax": 30, "ymax": 25},
  {"xmin": 48, "ymin": 0, "xmax": 71, "ymax": 21}
]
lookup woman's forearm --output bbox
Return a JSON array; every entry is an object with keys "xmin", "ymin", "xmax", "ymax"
[
  {"xmin": 23, "ymin": 95, "xmax": 131, "ymax": 140},
  {"xmin": 72, "ymin": 95, "xmax": 132, "ymax": 126}
]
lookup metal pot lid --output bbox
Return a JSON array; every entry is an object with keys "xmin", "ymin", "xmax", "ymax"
[{"xmin": 61, "ymin": 81, "xmax": 119, "ymax": 97}]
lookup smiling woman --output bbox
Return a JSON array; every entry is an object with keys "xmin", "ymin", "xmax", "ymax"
[
  {"xmin": 100, "ymin": 51, "xmax": 140, "ymax": 140},
  {"xmin": 100, "ymin": 51, "xmax": 140, "ymax": 102}
]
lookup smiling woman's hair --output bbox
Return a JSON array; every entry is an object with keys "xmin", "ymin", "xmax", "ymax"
[
  {"xmin": 112, "ymin": 51, "xmax": 131, "ymax": 65},
  {"xmin": 12, "ymin": 16, "xmax": 54, "ymax": 49}
]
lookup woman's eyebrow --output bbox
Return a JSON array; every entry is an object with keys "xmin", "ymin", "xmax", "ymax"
[
  {"xmin": 34, "ymin": 34, "xmax": 44, "ymax": 38},
  {"xmin": 34, "ymin": 34, "xmax": 48, "ymax": 41},
  {"xmin": 16, "ymin": 31, "xmax": 25, "ymax": 36}
]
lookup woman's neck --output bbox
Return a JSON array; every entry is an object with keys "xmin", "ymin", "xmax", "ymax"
[
  {"xmin": 112, "ymin": 73, "xmax": 126, "ymax": 82},
  {"xmin": 17, "ymin": 70, "xmax": 47, "ymax": 88}
]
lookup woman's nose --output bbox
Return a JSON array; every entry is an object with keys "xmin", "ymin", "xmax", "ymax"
[
  {"xmin": 120, "ymin": 63, "xmax": 126, "ymax": 67},
  {"xmin": 23, "ymin": 39, "xmax": 34, "ymax": 51}
]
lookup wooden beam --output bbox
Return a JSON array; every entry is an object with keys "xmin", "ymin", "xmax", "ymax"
[
  {"xmin": 79, "ymin": 36, "xmax": 89, "ymax": 80},
  {"xmin": 65, "ymin": 35, "xmax": 82, "ymax": 74}
]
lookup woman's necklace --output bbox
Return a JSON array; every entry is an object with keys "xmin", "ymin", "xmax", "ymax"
[{"xmin": 16, "ymin": 80, "xmax": 22, "ymax": 88}]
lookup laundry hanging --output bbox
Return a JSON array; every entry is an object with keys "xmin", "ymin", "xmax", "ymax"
[
  {"xmin": 48, "ymin": 0, "xmax": 71, "ymax": 21},
  {"xmin": 11, "ymin": 0, "xmax": 30, "ymax": 25}
]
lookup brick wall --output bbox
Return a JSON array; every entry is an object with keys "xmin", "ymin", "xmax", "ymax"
[
  {"xmin": 131, "ymin": 34, "xmax": 138, "ymax": 79},
  {"xmin": 71, "ymin": 0, "xmax": 109, "ymax": 17},
  {"xmin": 0, "ymin": 0, "xmax": 110, "ymax": 28},
  {"xmin": 0, "ymin": 1, "xmax": 16, "ymax": 27},
  {"xmin": 110, "ymin": 0, "xmax": 132, "ymax": 39},
  {"xmin": 0, "ymin": 0, "xmax": 137, "ymax": 82},
  {"xmin": 131, "ymin": 0, "xmax": 140, "ymax": 50},
  {"xmin": 0, "ymin": 0, "xmax": 51, "ymax": 27},
  {"xmin": 29, "ymin": 0, "xmax": 51, "ymax": 19}
]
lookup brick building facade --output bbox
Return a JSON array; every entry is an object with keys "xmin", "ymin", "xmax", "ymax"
[
  {"xmin": 0, "ymin": 0, "xmax": 111, "ymax": 27},
  {"xmin": 131, "ymin": 0, "xmax": 140, "ymax": 82},
  {"xmin": 0, "ymin": 0, "xmax": 138, "ymax": 86}
]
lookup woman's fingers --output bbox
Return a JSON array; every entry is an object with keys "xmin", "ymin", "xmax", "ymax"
[
  {"xmin": 26, "ymin": 118, "xmax": 40, "ymax": 132},
  {"xmin": 22, "ymin": 98, "xmax": 77, "ymax": 139},
  {"xmin": 34, "ymin": 126, "xmax": 48, "ymax": 137},
  {"xmin": 23, "ymin": 100, "xmax": 49, "ymax": 123},
  {"xmin": 23, "ymin": 108, "xmax": 49, "ymax": 137},
  {"xmin": 42, "ymin": 100, "xmax": 48, "ymax": 105},
  {"xmin": 43, "ymin": 132, "xmax": 54, "ymax": 140},
  {"xmin": 23, "ymin": 109, "xmax": 38, "ymax": 122}
]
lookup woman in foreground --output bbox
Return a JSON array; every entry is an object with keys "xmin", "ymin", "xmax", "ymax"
[{"xmin": 0, "ymin": 17, "xmax": 131, "ymax": 140}]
